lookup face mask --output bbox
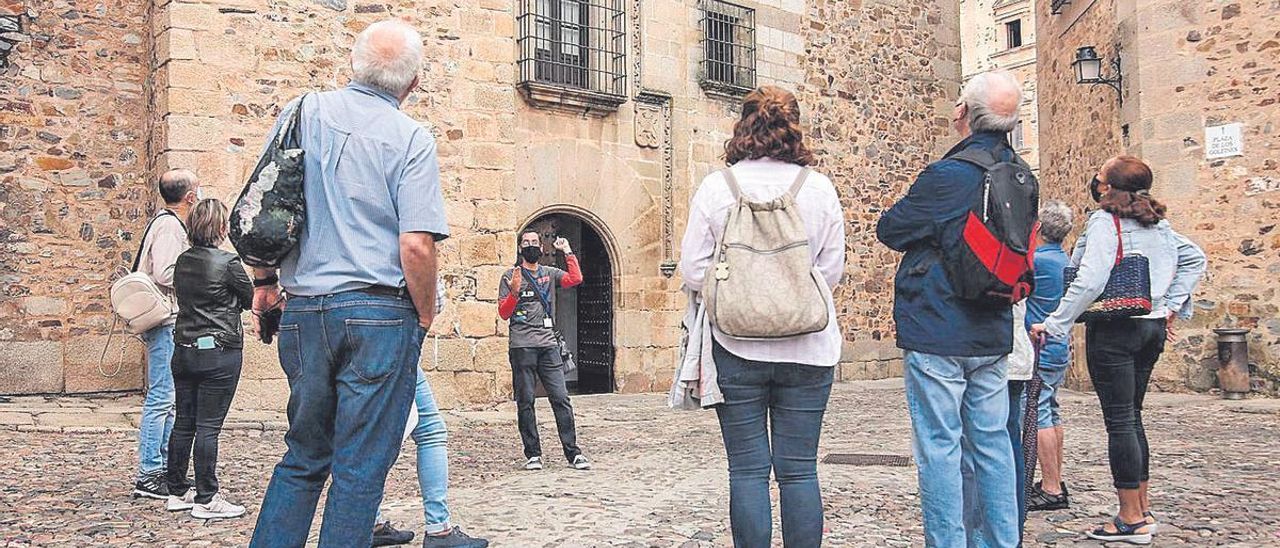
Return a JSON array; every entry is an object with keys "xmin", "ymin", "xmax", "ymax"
[
  {"xmin": 520, "ymin": 246, "xmax": 543, "ymax": 263},
  {"xmin": 1089, "ymin": 176, "xmax": 1103, "ymax": 203},
  {"xmin": 194, "ymin": 187, "xmax": 205, "ymax": 201}
]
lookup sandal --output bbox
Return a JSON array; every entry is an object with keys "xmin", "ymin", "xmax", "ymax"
[
  {"xmin": 1144, "ymin": 511, "xmax": 1158, "ymax": 535},
  {"xmin": 1085, "ymin": 516, "xmax": 1152, "ymax": 545}
]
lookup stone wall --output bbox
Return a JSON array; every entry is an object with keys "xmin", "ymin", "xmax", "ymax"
[
  {"xmin": 1037, "ymin": 0, "xmax": 1280, "ymax": 394},
  {"xmin": 0, "ymin": 0, "xmax": 154, "ymax": 394},
  {"xmin": 800, "ymin": 0, "xmax": 961, "ymax": 374},
  {"xmin": 1, "ymin": 0, "xmax": 962, "ymax": 407}
]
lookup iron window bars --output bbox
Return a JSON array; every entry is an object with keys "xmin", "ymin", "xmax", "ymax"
[
  {"xmin": 699, "ymin": 0, "xmax": 756, "ymax": 96},
  {"xmin": 517, "ymin": 0, "xmax": 627, "ymax": 98}
]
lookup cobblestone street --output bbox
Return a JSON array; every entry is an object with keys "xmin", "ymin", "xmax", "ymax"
[{"xmin": 2, "ymin": 380, "xmax": 1278, "ymax": 547}]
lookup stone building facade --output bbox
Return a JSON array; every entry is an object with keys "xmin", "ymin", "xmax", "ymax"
[
  {"xmin": 1036, "ymin": 0, "xmax": 1280, "ymax": 394},
  {"xmin": 1, "ymin": 0, "xmax": 961, "ymax": 408},
  {"xmin": 960, "ymin": 0, "xmax": 1040, "ymax": 170}
]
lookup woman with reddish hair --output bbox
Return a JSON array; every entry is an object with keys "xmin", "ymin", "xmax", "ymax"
[
  {"xmin": 1033, "ymin": 156, "xmax": 1206, "ymax": 544},
  {"xmin": 679, "ymin": 86, "xmax": 846, "ymax": 547}
]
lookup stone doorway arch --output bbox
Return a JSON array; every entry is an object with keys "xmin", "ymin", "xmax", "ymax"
[{"xmin": 520, "ymin": 207, "xmax": 617, "ymax": 395}]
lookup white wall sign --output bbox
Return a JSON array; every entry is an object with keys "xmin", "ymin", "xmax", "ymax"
[{"xmin": 1205, "ymin": 123, "xmax": 1244, "ymax": 160}]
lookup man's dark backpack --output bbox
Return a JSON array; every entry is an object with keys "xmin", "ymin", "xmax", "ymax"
[{"xmin": 941, "ymin": 146, "xmax": 1040, "ymax": 307}]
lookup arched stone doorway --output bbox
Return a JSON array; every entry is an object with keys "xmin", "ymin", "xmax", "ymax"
[{"xmin": 521, "ymin": 208, "xmax": 616, "ymax": 395}]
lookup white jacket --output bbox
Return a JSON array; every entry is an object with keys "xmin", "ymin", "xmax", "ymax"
[{"xmin": 669, "ymin": 287, "xmax": 725, "ymax": 410}]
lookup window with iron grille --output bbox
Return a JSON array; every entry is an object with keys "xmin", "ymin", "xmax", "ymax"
[
  {"xmin": 516, "ymin": 0, "xmax": 627, "ymax": 111},
  {"xmin": 699, "ymin": 0, "xmax": 756, "ymax": 96}
]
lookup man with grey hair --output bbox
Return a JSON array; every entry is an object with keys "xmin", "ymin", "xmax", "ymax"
[
  {"xmin": 131, "ymin": 169, "xmax": 200, "ymax": 500},
  {"xmin": 876, "ymin": 70, "xmax": 1027, "ymax": 546},
  {"xmin": 1026, "ymin": 200, "xmax": 1075, "ymax": 513},
  {"xmin": 249, "ymin": 20, "xmax": 451, "ymax": 547}
]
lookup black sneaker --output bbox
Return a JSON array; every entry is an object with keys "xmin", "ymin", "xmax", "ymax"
[
  {"xmin": 132, "ymin": 473, "xmax": 169, "ymax": 500},
  {"xmin": 422, "ymin": 527, "xmax": 490, "ymax": 548},
  {"xmin": 372, "ymin": 521, "xmax": 415, "ymax": 546},
  {"xmin": 1027, "ymin": 480, "xmax": 1070, "ymax": 511}
]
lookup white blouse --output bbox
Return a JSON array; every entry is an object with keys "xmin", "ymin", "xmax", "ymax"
[{"xmin": 678, "ymin": 158, "xmax": 847, "ymax": 367}]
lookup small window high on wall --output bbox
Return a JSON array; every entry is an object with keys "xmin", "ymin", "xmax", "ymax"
[
  {"xmin": 1010, "ymin": 119, "xmax": 1026, "ymax": 150},
  {"xmin": 1005, "ymin": 19, "xmax": 1023, "ymax": 49},
  {"xmin": 699, "ymin": 0, "xmax": 756, "ymax": 96},
  {"xmin": 517, "ymin": 0, "xmax": 626, "ymax": 99}
]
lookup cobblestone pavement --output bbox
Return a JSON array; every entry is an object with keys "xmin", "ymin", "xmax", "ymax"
[{"xmin": 2, "ymin": 380, "xmax": 1278, "ymax": 547}]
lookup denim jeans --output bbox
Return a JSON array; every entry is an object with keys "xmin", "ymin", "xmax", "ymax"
[
  {"xmin": 411, "ymin": 366, "xmax": 452, "ymax": 533},
  {"xmin": 904, "ymin": 351, "xmax": 1017, "ymax": 548},
  {"xmin": 137, "ymin": 324, "xmax": 176, "ymax": 479},
  {"xmin": 166, "ymin": 346, "xmax": 242, "ymax": 504},
  {"xmin": 1085, "ymin": 318, "xmax": 1165, "ymax": 489},
  {"xmin": 510, "ymin": 347, "xmax": 580, "ymax": 462},
  {"xmin": 713, "ymin": 341, "xmax": 833, "ymax": 548},
  {"xmin": 250, "ymin": 292, "xmax": 423, "ymax": 548},
  {"xmin": 375, "ymin": 366, "xmax": 452, "ymax": 534}
]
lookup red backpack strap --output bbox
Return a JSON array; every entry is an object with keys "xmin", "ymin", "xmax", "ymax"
[{"xmin": 1111, "ymin": 213, "xmax": 1124, "ymax": 266}]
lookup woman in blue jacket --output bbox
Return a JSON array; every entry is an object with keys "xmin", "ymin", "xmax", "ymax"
[{"xmin": 1032, "ymin": 156, "xmax": 1206, "ymax": 545}]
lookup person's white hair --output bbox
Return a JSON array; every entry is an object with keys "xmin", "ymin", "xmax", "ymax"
[
  {"xmin": 351, "ymin": 20, "xmax": 424, "ymax": 96},
  {"xmin": 1038, "ymin": 200, "xmax": 1074, "ymax": 243},
  {"xmin": 960, "ymin": 70, "xmax": 1023, "ymax": 133}
]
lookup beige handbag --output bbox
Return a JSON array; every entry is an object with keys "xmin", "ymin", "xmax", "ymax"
[{"xmin": 704, "ymin": 167, "xmax": 831, "ymax": 339}]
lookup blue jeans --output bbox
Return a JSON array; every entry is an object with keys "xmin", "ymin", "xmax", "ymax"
[
  {"xmin": 377, "ymin": 367, "xmax": 453, "ymax": 534},
  {"xmin": 250, "ymin": 292, "xmax": 423, "ymax": 548},
  {"xmin": 965, "ymin": 380, "xmax": 1027, "ymax": 546},
  {"xmin": 137, "ymin": 324, "xmax": 176, "ymax": 479},
  {"xmin": 904, "ymin": 351, "xmax": 1018, "ymax": 548},
  {"xmin": 713, "ymin": 341, "xmax": 833, "ymax": 548},
  {"xmin": 411, "ymin": 367, "xmax": 452, "ymax": 533}
]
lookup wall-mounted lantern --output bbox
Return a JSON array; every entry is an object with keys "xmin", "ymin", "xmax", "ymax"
[{"xmin": 1072, "ymin": 46, "xmax": 1123, "ymax": 103}]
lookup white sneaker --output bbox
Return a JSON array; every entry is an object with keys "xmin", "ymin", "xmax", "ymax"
[
  {"xmin": 523, "ymin": 457, "xmax": 544, "ymax": 471},
  {"xmin": 571, "ymin": 455, "xmax": 592, "ymax": 470},
  {"xmin": 190, "ymin": 494, "xmax": 245, "ymax": 519},
  {"xmin": 166, "ymin": 488, "xmax": 196, "ymax": 512}
]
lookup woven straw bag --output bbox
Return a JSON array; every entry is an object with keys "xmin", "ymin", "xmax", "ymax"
[{"xmin": 1063, "ymin": 213, "xmax": 1152, "ymax": 322}]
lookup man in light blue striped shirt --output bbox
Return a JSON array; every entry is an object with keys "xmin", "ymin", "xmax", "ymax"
[{"xmin": 249, "ymin": 20, "xmax": 452, "ymax": 547}]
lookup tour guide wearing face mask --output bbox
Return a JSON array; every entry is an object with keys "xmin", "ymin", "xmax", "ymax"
[{"xmin": 496, "ymin": 231, "xmax": 592, "ymax": 472}]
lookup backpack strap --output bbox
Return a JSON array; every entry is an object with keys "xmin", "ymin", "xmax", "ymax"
[
  {"xmin": 948, "ymin": 148, "xmax": 1000, "ymax": 171},
  {"xmin": 721, "ymin": 168, "xmax": 743, "ymax": 200},
  {"xmin": 130, "ymin": 209, "xmax": 179, "ymax": 273},
  {"xmin": 787, "ymin": 168, "xmax": 812, "ymax": 199}
]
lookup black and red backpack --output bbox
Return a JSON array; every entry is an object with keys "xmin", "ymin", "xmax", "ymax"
[{"xmin": 941, "ymin": 146, "xmax": 1040, "ymax": 307}]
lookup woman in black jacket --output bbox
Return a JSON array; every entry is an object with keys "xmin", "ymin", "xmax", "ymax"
[{"xmin": 164, "ymin": 198, "xmax": 253, "ymax": 519}]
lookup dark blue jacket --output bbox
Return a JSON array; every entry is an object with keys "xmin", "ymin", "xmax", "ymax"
[
  {"xmin": 1025, "ymin": 243, "xmax": 1070, "ymax": 364},
  {"xmin": 876, "ymin": 131, "xmax": 1015, "ymax": 357}
]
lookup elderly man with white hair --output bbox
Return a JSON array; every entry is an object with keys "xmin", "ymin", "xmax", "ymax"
[
  {"xmin": 248, "ymin": 20, "xmax": 455, "ymax": 548},
  {"xmin": 876, "ymin": 70, "xmax": 1029, "ymax": 547}
]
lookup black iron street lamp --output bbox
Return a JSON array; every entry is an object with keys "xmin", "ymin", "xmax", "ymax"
[{"xmin": 1072, "ymin": 46, "xmax": 1123, "ymax": 102}]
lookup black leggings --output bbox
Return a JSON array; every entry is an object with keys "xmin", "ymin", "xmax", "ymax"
[{"xmin": 1085, "ymin": 318, "xmax": 1166, "ymax": 490}]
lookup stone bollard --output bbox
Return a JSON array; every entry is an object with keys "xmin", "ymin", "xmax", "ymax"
[{"xmin": 1213, "ymin": 328, "xmax": 1251, "ymax": 400}]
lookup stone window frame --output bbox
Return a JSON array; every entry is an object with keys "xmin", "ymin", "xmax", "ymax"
[
  {"xmin": 697, "ymin": 0, "xmax": 756, "ymax": 99},
  {"xmin": 516, "ymin": 0, "xmax": 629, "ymax": 116},
  {"xmin": 1005, "ymin": 19, "xmax": 1023, "ymax": 50},
  {"xmin": 1009, "ymin": 119, "xmax": 1026, "ymax": 151}
]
